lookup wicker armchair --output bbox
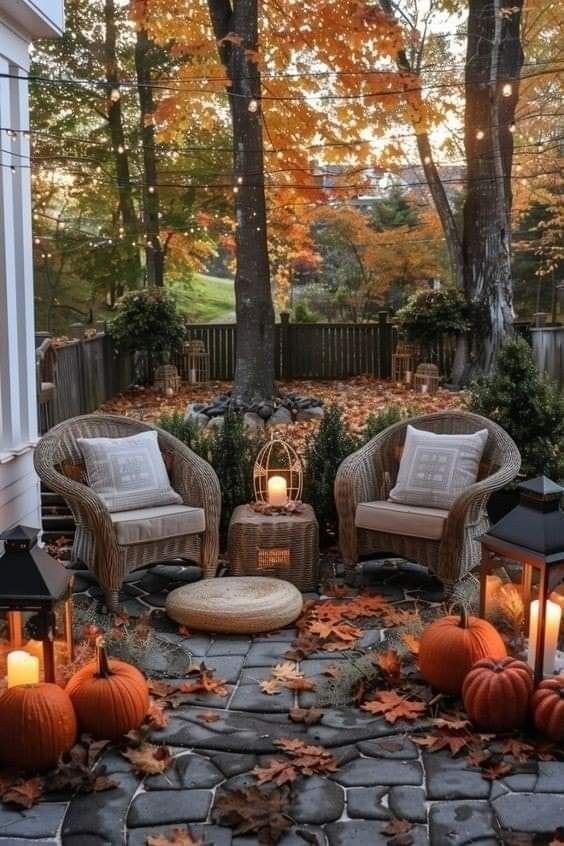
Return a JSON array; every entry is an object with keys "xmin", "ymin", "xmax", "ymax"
[
  {"xmin": 34, "ymin": 414, "xmax": 221, "ymax": 611},
  {"xmin": 335, "ymin": 410, "xmax": 521, "ymax": 588}
]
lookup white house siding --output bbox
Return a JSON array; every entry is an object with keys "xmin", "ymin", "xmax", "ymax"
[{"xmin": 0, "ymin": 1, "xmax": 63, "ymax": 533}]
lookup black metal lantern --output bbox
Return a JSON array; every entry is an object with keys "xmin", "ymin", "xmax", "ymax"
[
  {"xmin": 480, "ymin": 477, "xmax": 564, "ymax": 682},
  {"xmin": 0, "ymin": 526, "xmax": 74, "ymax": 685}
]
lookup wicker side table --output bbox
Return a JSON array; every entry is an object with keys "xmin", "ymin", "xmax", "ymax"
[{"xmin": 228, "ymin": 504, "xmax": 319, "ymax": 591}]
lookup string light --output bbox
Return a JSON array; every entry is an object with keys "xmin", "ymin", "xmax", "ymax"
[
  {"xmin": 110, "ymin": 88, "xmax": 121, "ymax": 102},
  {"xmin": 509, "ymin": 123, "xmax": 516, "ymax": 133},
  {"xmin": 476, "ymin": 129, "xmax": 484, "ymax": 140},
  {"xmin": 502, "ymin": 83, "xmax": 512, "ymax": 97},
  {"xmin": 248, "ymin": 99, "xmax": 258, "ymax": 113}
]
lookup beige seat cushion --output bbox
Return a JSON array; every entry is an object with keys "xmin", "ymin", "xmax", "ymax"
[
  {"xmin": 356, "ymin": 500, "xmax": 449, "ymax": 541},
  {"xmin": 166, "ymin": 576, "xmax": 303, "ymax": 634},
  {"xmin": 110, "ymin": 504, "xmax": 205, "ymax": 545}
]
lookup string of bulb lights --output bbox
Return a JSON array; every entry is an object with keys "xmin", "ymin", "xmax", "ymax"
[{"xmin": 21, "ymin": 34, "xmax": 560, "ymax": 266}]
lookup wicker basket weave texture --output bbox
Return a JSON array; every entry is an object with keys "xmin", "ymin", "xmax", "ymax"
[
  {"xmin": 34, "ymin": 413, "xmax": 221, "ymax": 612},
  {"xmin": 335, "ymin": 410, "xmax": 521, "ymax": 587},
  {"xmin": 228, "ymin": 504, "xmax": 320, "ymax": 591},
  {"xmin": 166, "ymin": 576, "xmax": 303, "ymax": 633}
]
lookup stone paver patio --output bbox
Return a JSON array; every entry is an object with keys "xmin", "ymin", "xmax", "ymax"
[{"xmin": 1, "ymin": 561, "xmax": 563, "ymax": 846}]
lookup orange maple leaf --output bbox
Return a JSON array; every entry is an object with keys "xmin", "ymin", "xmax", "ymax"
[
  {"xmin": 361, "ymin": 690, "xmax": 426, "ymax": 724},
  {"xmin": 307, "ymin": 619, "xmax": 363, "ymax": 642}
]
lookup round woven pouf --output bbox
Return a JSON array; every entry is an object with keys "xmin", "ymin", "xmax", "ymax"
[{"xmin": 165, "ymin": 576, "xmax": 304, "ymax": 634}]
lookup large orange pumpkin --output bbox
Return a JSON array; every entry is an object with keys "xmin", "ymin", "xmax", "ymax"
[
  {"xmin": 531, "ymin": 676, "xmax": 564, "ymax": 742},
  {"xmin": 462, "ymin": 656, "xmax": 533, "ymax": 731},
  {"xmin": 0, "ymin": 683, "xmax": 76, "ymax": 772},
  {"xmin": 66, "ymin": 638, "xmax": 149, "ymax": 741},
  {"xmin": 419, "ymin": 606, "xmax": 507, "ymax": 695}
]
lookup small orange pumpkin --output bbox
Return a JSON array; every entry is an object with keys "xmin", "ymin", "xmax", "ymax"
[
  {"xmin": 419, "ymin": 605, "xmax": 507, "ymax": 695},
  {"xmin": 531, "ymin": 676, "xmax": 564, "ymax": 742},
  {"xmin": 66, "ymin": 638, "xmax": 149, "ymax": 741},
  {"xmin": 462, "ymin": 656, "xmax": 533, "ymax": 731},
  {"xmin": 0, "ymin": 683, "xmax": 76, "ymax": 772}
]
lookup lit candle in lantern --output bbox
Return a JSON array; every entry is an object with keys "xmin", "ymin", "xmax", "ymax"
[
  {"xmin": 421, "ymin": 383, "xmax": 429, "ymax": 394},
  {"xmin": 7, "ymin": 650, "xmax": 40, "ymax": 688},
  {"xmin": 527, "ymin": 599, "xmax": 562, "ymax": 676},
  {"xmin": 405, "ymin": 371, "xmax": 412, "ymax": 386},
  {"xmin": 268, "ymin": 475, "xmax": 287, "ymax": 507}
]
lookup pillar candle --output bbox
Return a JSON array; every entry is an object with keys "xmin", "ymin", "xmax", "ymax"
[
  {"xmin": 268, "ymin": 475, "xmax": 287, "ymax": 507},
  {"xmin": 528, "ymin": 599, "xmax": 562, "ymax": 676},
  {"xmin": 7, "ymin": 650, "xmax": 40, "ymax": 688}
]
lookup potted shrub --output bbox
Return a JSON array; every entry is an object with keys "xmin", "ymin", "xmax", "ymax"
[
  {"xmin": 468, "ymin": 336, "xmax": 564, "ymax": 520},
  {"xmin": 110, "ymin": 288, "xmax": 185, "ymax": 382},
  {"xmin": 396, "ymin": 287, "xmax": 470, "ymax": 365}
]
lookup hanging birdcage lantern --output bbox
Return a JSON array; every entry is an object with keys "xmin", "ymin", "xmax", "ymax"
[{"xmin": 253, "ymin": 437, "xmax": 303, "ymax": 506}]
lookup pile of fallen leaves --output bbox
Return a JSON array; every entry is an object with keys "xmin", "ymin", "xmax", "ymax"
[{"xmin": 100, "ymin": 375, "xmax": 463, "ymax": 454}]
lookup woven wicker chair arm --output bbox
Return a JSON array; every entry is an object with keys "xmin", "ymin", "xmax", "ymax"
[
  {"xmin": 440, "ymin": 450, "xmax": 521, "ymax": 574},
  {"xmin": 335, "ymin": 433, "xmax": 394, "ymax": 562},
  {"xmin": 156, "ymin": 428, "xmax": 221, "ymax": 578},
  {"xmin": 156, "ymin": 428, "xmax": 220, "ymax": 511},
  {"xmin": 33, "ymin": 435, "xmax": 114, "ymax": 535}
]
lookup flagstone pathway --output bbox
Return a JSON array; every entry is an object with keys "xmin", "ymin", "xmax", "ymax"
[{"xmin": 0, "ymin": 561, "xmax": 562, "ymax": 846}]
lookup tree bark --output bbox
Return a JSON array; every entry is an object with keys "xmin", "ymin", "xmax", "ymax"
[
  {"xmin": 207, "ymin": 0, "xmax": 275, "ymax": 404},
  {"xmin": 104, "ymin": 0, "xmax": 140, "ymax": 270},
  {"xmin": 135, "ymin": 27, "xmax": 164, "ymax": 287},
  {"xmin": 462, "ymin": 0, "xmax": 523, "ymax": 377}
]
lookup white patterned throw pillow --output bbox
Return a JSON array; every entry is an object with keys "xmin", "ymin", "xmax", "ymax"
[
  {"xmin": 77, "ymin": 430, "xmax": 182, "ymax": 513},
  {"xmin": 389, "ymin": 425, "xmax": 489, "ymax": 510}
]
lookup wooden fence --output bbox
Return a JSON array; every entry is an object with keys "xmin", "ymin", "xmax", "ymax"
[
  {"xmin": 531, "ymin": 327, "xmax": 564, "ymax": 390},
  {"xmin": 37, "ymin": 334, "xmax": 134, "ymax": 434},
  {"xmin": 177, "ymin": 313, "xmax": 458, "ymax": 382},
  {"xmin": 178, "ymin": 313, "xmax": 397, "ymax": 381}
]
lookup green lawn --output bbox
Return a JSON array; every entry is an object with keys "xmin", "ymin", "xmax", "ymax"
[{"xmin": 169, "ymin": 272, "xmax": 235, "ymax": 323}]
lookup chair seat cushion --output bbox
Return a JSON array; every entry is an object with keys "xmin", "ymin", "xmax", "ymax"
[
  {"xmin": 355, "ymin": 500, "xmax": 449, "ymax": 541},
  {"xmin": 110, "ymin": 503, "xmax": 205, "ymax": 545},
  {"xmin": 166, "ymin": 576, "xmax": 303, "ymax": 634}
]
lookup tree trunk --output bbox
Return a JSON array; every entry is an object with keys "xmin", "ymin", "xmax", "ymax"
[
  {"xmin": 135, "ymin": 27, "xmax": 164, "ymax": 288},
  {"xmin": 104, "ymin": 0, "xmax": 139, "ymax": 271},
  {"xmin": 207, "ymin": 0, "xmax": 275, "ymax": 405},
  {"xmin": 461, "ymin": 0, "xmax": 523, "ymax": 377}
]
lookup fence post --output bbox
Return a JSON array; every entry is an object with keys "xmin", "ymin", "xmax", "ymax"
[
  {"xmin": 378, "ymin": 311, "xmax": 391, "ymax": 378},
  {"xmin": 280, "ymin": 312, "xmax": 290, "ymax": 379}
]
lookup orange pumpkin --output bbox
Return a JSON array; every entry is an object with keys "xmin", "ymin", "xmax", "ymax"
[
  {"xmin": 0, "ymin": 683, "xmax": 76, "ymax": 772},
  {"xmin": 419, "ymin": 606, "xmax": 507, "ymax": 695},
  {"xmin": 462, "ymin": 656, "xmax": 533, "ymax": 731},
  {"xmin": 531, "ymin": 676, "xmax": 564, "ymax": 742},
  {"xmin": 66, "ymin": 638, "xmax": 149, "ymax": 741}
]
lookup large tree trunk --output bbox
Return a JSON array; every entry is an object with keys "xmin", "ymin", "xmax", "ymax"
[
  {"xmin": 135, "ymin": 27, "xmax": 164, "ymax": 288},
  {"xmin": 461, "ymin": 0, "xmax": 523, "ymax": 378},
  {"xmin": 104, "ymin": 0, "xmax": 140, "ymax": 273},
  {"xmin": 207, "ymin": 0, "xmax": 275, "ymax": 405}
]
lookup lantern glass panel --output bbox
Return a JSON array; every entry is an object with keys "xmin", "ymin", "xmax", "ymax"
[
  {"xmin": 480, "ymin": 550, "xmax": 563, "ymax": 678},
  {"xmin": 0, "ymin": 595, "xmax": 74, "ymax": 686}
]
